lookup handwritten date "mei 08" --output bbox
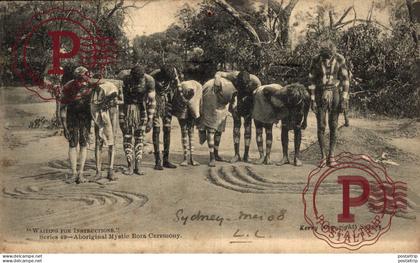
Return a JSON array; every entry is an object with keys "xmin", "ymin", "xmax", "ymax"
[{"xmin": 174, "ymin": 209, "xmax": 287, "ymax": 226}]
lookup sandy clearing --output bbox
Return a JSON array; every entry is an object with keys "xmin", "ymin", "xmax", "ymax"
[{"xmin": 0, "ymin": 87, "xmax": 419, "ymax": 252}]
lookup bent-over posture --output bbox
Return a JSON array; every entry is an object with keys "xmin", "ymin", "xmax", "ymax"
[
  {"xmin": 252, "ymin": 84, "xmax": 281, "ymax": 165},
  {"xmin": 199, "ymin": 78, "xmax": 236, "ymax": 167},
  {"xmin": 91, "ymin": 79, "xmax": 120, "ymax": 181},
  {"xmin": 214, "ymin": 70, "xmax": 261, "ymax": 163},
  {"xmin": 120, "ymin": 65, "xmax": 156, "ymax": 175},
  {"xmin": 60, "ymin": 66, "xmax": 94, "ymax": 184},
  {"xmin": 274, "ymin": 84, "xmax": 310, "ymax": 166},
  {"xmin": 252, "ymin": 83, "xmax": 309, "ymax": 166},
  {"xmin": 172, "ymin": 80, "xmax": 203, "ymax": 166},
  {"xmin": 149, "ymin": 66, "xmax": 178, "ymax": 170}
]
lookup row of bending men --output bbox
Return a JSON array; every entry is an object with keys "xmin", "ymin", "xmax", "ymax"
[{"xmin": 60, "ymin": 42, "xmax": 350, "ymax": 183}]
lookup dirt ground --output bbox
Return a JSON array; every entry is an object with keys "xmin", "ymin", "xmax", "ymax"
[{"xmin": 0, "ymin": 86, "xmax": 419, "ymax": 253}]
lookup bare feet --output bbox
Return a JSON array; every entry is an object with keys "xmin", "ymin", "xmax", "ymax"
[
  {"xmin": 107, "ymin": 169, "xmax": 117, "ymax": 181},
  {"xmin": 123, "ymin": 166, "xmax": 134, "ymax": 175},
  {"xmin": 190, "ymin": 159, "xmax": 200, "ymax": 166},
  {"xmin": 215, "ymin": 154, "xmax": 226, "ymax": 162},
  {"xmin": 230, "ymin": 154, "xmax": 241, "ymax": 163},
  {"xmin": 180, "ymin": 159, "xmax": 189, "ymax": 167},
  {"xmin": 208, "ymin": 159, "xmax": 216, "ymax": 167},
  {"xmin": 263, "ymin": 156, "xmax": 273, "ymax": 165},
  {"xmin": 199, "ymin": 130, "xmax": 207, "ymax": 144},
  {"xmin": 66, "ymin": 173, "xmax": 77, "ymax": 184},
  {"xmin": 76, "ymin": 173, "xmax": 87, "ymax": 184},
  {"xmin": 294, "ymin": 158, "xmax": 303, "ymax": 167},
  {"xmin": 163, "ymin": 160, "xmax": 177, "ymax": 169},
  {"xmin": 133, "ymin": 168, "xmax": 145, "ymax": 175},
  {"xmin": 254, "ymin": 155, "xmax": 265, "ymax": 165},
  {"xmin": 91, "ymin": 171, "xmax": 102, "ymax": 182},
  {"xmin": 318, "ymin": 159, "xmax": 326, "ymax": 167},
  {"xmin": 276, "ymin": 157, "xmax": 290, "ymax": 166},
  {"xmin": 327, "ymin": 157, "xmax": 338, "ymax": 167}
]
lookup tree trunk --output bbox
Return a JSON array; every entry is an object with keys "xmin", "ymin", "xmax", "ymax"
[
  {"xmin": 408, "ymin": 0, "xmax": 420, "ymax": 116},
  {"xmin": 213, "ymin": 0, "xmax": 263, "ymax": 72},
  {"xmin": 213, "ymin": 0, "xmax": 262, "ymax": 47},
  {"xmin": 269, "ymin": 0, "xmax": 299, "ymax": 48},
  {"xmin": 213, "ymin": 0, "xmax": 299, "ymax": 70},
  {"xmin": 406, "ymin": 0, "xmax": 419, "ymax": 58}
]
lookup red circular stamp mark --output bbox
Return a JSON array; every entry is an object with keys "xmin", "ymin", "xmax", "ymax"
[
  {"xmin": 12, "ymin": 7, "xmax": 117, "ymax": 104},
  {"xmin": 302, "ymin": 152, "xmax": 407, "ymax": 250}
]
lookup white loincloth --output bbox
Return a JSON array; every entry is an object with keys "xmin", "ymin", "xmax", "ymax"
[
  {"xmin": 252, "ymin": 84, "xmax": 288, "ymax": 124},
  {"xmin": 200, "ymin": 78, "xmax": 236, "ymax": 130},
  {"xmin": 91, "ymin": 81, "xmax": 119, "ymax": 146},
  {"xmin": 183, "ymin": 80, "xmax": 203, "ymax": 119}
]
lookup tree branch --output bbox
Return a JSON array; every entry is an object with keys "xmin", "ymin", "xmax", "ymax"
[
  {"xmin": 367, "ymin": 1, "xmax": 374, "ymax": 21},
  {"xmin": 405, "ymin": 0, "xmax": 419, "ymax": 46},
  {"xmin": 329, "ymin": 10, "xmax": 334, "ymax": 29},
  {"xmin": 261, "ymin": 28, "xmax": 280, "ymax": 45},
  {"xmin": 106, "ymin": 0, "xmax": 124, "ymax": 19},
  {"xmin": 352, "ymin": 6, "xmax": 357, "ymax": 27},
  {"xmin": 284, "ymin": 0, "xmax": 299, "ymax": 14},
  {"xmin": 333, "ymin": 6, "xmax": 353, "ymax": 27},
  {"xmin": 335, "ymin": 18, "xmax": 391, "ymax": 31},
  {"xmin": 272, "ymin": 15, "xmax": 279, "ymax": 32},
  {"xmin": 96, "ymin": 0, "xmax": 102, "ymax": 21},
  {"xmin": 137, "ymin": 0, "xmax": 153, "ymax": 10},
  {"xmin": 213, "ymin": 0, "xmax": 262, "ymax": 46},
  {"xmin": 268, "ymin": 0, "xmax": 282, "ymax": 14},
  {"xmin": 100, "ymin": 0, "xmax": 150, "ymax": 23}
]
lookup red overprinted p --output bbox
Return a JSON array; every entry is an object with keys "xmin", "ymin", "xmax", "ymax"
[
  {"xmin": 337, "ymin": 176, "xmax": 370, "ymax": 223},
  {"xmin": 47, "ymin": 31, "xmax": 80, "ymax": 75}
]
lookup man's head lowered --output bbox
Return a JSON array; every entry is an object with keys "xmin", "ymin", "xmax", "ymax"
[
  {"xmin": 235, "ymin": 70, "xmax": 250, "ymax": 91},
  {"xmin": 160, "ymin": 65, "xmax": 177, "ymax": 81},
  {"xmin": 131, "ymin": 65, "xmax": 146, "ymax": 81},
  {"xmin": 73, "ymin": 66, "xmax": 90, "ymax": 82}
]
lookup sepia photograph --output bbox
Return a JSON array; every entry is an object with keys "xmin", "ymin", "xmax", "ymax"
[{"xmin": 0, "ymin": 0, "xmax": 419, "ymax": 253}]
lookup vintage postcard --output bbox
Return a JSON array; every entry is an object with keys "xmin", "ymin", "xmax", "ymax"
[{"xmin": 0, "ymin": 0, "xmax": 419, "ymax": 253}]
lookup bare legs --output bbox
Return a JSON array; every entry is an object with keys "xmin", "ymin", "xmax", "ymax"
[
  {"xmin": 94, "ymin": 139, "xmax": 103, "ymax": 179},
  {"xmin": 243, "ymin": 119, "xmax": 252, "ymax": 162},
  {"xmin": 69, "ymin": 147, "xmax": 78, "ymax": 179},
  {"xmin": 122, "ymin": 134, "xmax": 134, "ymax": 175},
  {"xmin": 152, "ymin": 126, "xmax": 163, "ymax": 170},
  {"xmin": 230, "ymin": 115, "xmax": 252, "ymax": 163},
  {"xmin": 133, "ymin": 128, "xmax": 145, "ymax": 175},
  {"xmin": 254, "ymin": 120, "xmax": 273, "ymax": 165},
  {"xmin": 207, "ymin": 129, "xmax": 216, "ymax": 167},
  {"xmin": 94, "ymin": 107, "xmax": 118, "ymax": 181},
  {"xmin": 179, "ymin": 119, "xmax": 200, "ymax": 166},
  {"xmin": 214, "ymin": 131, "xmax": 225, "ymax": 161},
  {"xmin": 94, "ymin": 138, "xmax": 116, "ymax": 181},
  {"xmin": 68, "ymin": 146, "xmax": 88, "ymax": 184},
  {"xmin": 121, "ymin": 127, "xmax": 144, "ymax": 175},
  {"xmin": 343, "ymin": 106, "xmax": 350, "ymax": 127},
  {"xmin": 78, "ymin": 146, "xmax": 88, "ymax": 182},
  {"xmin": 162, "ymin": 126, "xmax": 177, "ymax": 168},
  {"xmin": 277, "ymin": 126, "xmax": 303, "ymax": 166},
  {"xmin": 316, "ymin": 107, "xmax": 340, "ymax": 167}
]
